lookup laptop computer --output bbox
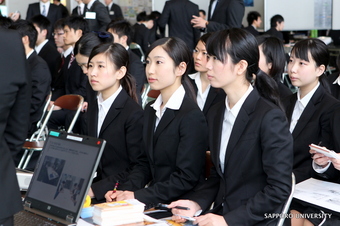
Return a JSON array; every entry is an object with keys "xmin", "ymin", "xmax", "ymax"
[{"xmin": 14, "ymin": 130, "xmax": 106, "ymax": 225}]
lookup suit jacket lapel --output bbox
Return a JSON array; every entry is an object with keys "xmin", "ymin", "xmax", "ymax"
[
  {"xmin": 99, "ymin": 89, "xmax": 127, "ymax": 135},
  {"xmin": 87, "ymin": 98, "xmax": 98, "ymax": 137},
  {"xmin": 203, "ymin": 87, "xmax": 218, "ymax": 115},
  {"xmin": 154, "ymin": 109, "xmax": 176, "ymax": 142},
  {"xmin": 224, "ymin": 89, "xmax": 258, "ymax": 168},
  {"xmin": 211, "ymin": 102, "xmax": 225, "ymax": 178},
  {"xmin": 285, "ymin": 95, "xmax": 297, "ymax": 123},
  {"xmin": 145, "ymin": 106, "xmax": 156, "ymax": 163},
  {"xmin": 292, "ymin": 86, "xmax": 324, "ymax": 139}
]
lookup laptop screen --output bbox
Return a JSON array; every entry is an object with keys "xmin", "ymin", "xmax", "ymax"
[{"xmin": 24, "ymin": 130, "xmax": 105, "ymax": 223}]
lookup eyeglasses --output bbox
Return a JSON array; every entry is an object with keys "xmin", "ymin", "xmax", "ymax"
[{"xmin": 52, "ymin": 32, "xmax": 65, "ymax": 36}]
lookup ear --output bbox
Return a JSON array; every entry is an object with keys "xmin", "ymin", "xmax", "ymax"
[
  {"xmin": 175, "ymin": 62, "xmax": 187, "ymax": 77},
  {"xmin": 316, "ymin": 64, "xmax": 326, "ymax": 77},
  {"xmin": 75, "ymin": 29, "xmax": 83, "ymax": 39},
  {"xmin": 22, "ymin": 35, "xmax": 29, "ymax": 45},
  {"xmin": 42, "ymin": 29, "xmax": 48, "ymax": 37},
  {"xmin": 268, "ymin": 62, "xmax": 272, "ymax": 70},
  {"xmin": 116, "ymin": 66, "xmax": 127, "ymax": 80},
  {"xmin": 121, "ymin": 35, "xmax": 128, "ymax": 45},
  {"xmin": 236, "ymin": 59, "xmax": 248, "ymax": 76}
]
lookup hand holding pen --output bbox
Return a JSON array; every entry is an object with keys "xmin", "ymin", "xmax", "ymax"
[{"xmin": 112, "ymin": 181, "xmax": 119, "ymax": 194}]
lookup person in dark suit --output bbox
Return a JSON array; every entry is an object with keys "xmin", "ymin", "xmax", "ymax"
[
  {"xmin": 148, "ymin": 11, "xmax": 165, "ymax": 44},
  {"xmin": 82, "ymin": 43, "xmax": 143, "ymax": 202},
  {"xmin": 169, "ymin": 28, "xmax": 293, "ymax": 226},
  {"xmin": 132, "ymin": 11, "xmax": 154, "ymax": 55},
  {"xmin": 48, "ymin": 16, "xmax": 88, "ymax": 132},
  {"xmin": 189, "ymin": 33, "xmax": 225, "ymax": 117},
  {"xmin": 82, "ymin": 0, "xmax": 111, "ymax": 32},
  {"xmin": 190, "ymin": 0, "xmax": 245, "ymax": 32},
  {"xmin": 158, "ymin": 0, "xmax": 200, "ymax": 51},
  {"xmin": 0, "ymin": 28, "xmax": 30, "ymax": 226},
  {"xmin": 30, "ymin": 15, "xmax": 61, "ymax": 82},
  {"xmin": 283, "ymin": 38, "xmax": 340, "ymax": 184},
  {"xmin": 264, "ymin": 14, "xmax": 285, "ymax": 42},
  {"xmin": 53, "ymin": 0, "xmax": 69, "ymax": 18},
  {"xmin": 9, "ymin": 20, "xmax": 51, "ymax": 171},
  {"xmin": 327, "ymin": 54, "xmax": 340, "ymax": 100},
  {"xmin": 26, "ymin": 0, "xmax": 63, "ymax": 39},
  {"xmin": 72, "ymin": 0, "xmax": 85, "ymax": 17},
  {"xmin": 104, "ymin": 0, "xmax": 123, "ymax": 21},
  {"xmin": 105, "ymin": 37, "xmax": 208, "ymax": 208},
  {"xmin": 257, "ymin": 35, "xmax": 292, "ymax": 101},
  {"xmin": 244, "ymin": 11, "xmax": 261, "ymax": 37},
  {"xmin": 107, "ymin": 20, "xmax": 146, "ymax": 104}
]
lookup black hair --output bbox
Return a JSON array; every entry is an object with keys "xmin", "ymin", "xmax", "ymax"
[
  {"xmin": 149, "ymin": 11, "xmax": 161, "ymax": 20},
  {"xmin": 270, "ymin": 14, "xmax": 284, "ymax": 28},
  {"xmin": 198, "ymin": 32, "xmax": 212, "ymax": 45},
  {"xmin": 257, "ymin": 35, "xmax": 286, "ymax": 83},
  {"xmin": 54, "ymin": 18, "xmax": 65, "ymax": 30},
  {"xmin": 290, "ymin": 38, "xmax": 330, "ymax": 92},
  {"xmin": 88, "ymin": 43, "xmax": 138, "ymax": 102},
  {"xmin": 9, "ymin": 19, "xmax": 37, "ymax": 49},
  {"xmin": 247, "ymin": 11, "xmax": 261, "ymax": 26},
  {"xmin": 206, "ymin": 28, "xmax": 282, "ymax": 108},
  {"xmin": 106, "ymin": 20, "xmax": 132, "ymax": 44},
  {"xmin": 74, "ymin": 31, "xmax": 113, "ymax": 56},
  {"xmin": 63, "ymin": 15, "xmax": 89, "ymax": 34},
  {"xmin": 136, "ymin": 11, "xmax": 147, "ymax": 22},
  {"xmin": 30, "ymin": 14, "xmax": 51, "ymax": 37},
  {"xmin": 199, "ymin": 9, "xmax": 206, "ymax": 16},
  {"xmin": 0, "ymin": 16, "xmax": 12, "ymax": 29},
  {"xmin": 146, "ymin": 37, "xmax": 196, "ymax": 102}
]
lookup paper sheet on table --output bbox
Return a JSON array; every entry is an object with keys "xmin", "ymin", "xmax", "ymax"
[{"xmin": 293, "ymin": 178, "xmax": 340, "ymax": 213}]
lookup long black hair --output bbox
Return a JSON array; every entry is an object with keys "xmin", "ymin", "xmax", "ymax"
[
  {"xmin": 290, "ymin": 38, "xmax": 331, "ymax": 92},
  {"xmin": 146, "ymin": 37, "xmax": 196, "ymax": 102},
  {"xmin": 88, "ymin": 43, "xmax": 138, "ymax": 102},
  {"xmin": 206, "ymin": 28, "xmax": 282, "ymax": 108}
]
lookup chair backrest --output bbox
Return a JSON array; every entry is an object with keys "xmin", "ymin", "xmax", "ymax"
[
  {"xmin": 277, "ymin": 173, "xmax": 296, "ymax": 226},
  {"xmin": 130, "ymin": 42, "xmax": 145, "ymax": 63}
]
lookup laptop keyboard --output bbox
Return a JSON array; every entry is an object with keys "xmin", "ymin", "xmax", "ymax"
[{"xmin": 14, "ymin": 211, "xmax": 62, "ymax": 226}]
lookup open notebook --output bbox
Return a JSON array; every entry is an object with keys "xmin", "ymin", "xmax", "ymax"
[{"xmin": 14, "ymin": 130, "xmax": 106, "ymax": 225}]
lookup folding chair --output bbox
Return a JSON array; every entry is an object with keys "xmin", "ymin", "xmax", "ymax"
[
  {"xmin": 130, "ymin": 42, "xmax": 145, "ymax": 63},
  {"xmin": 18, "ymin": 94, "xmax": 84, "ymax": 170},
  {"xmin": 277, "ymin": 173, "xmax": 296, "ymax": 226}
]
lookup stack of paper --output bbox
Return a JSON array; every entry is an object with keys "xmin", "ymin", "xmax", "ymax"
[{"xmin": 92, "ymin": 199, "xmax": 145, "ymax": 226}]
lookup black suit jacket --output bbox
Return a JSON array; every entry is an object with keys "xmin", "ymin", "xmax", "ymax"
[
  {"xmin": 72, "ymin": 6, "xmax": 85, "ymax": 17},
  {"xmin": 264, "ymin": 27, "xmax": 284, "ymax": 42},
  {"xmin": 26, "ymin": 3, "xmax": 63, "ymax": 39},
  {"xmin": 38, "ymin": 40, "xmax": 61, "ymax": 82},
  {"xmin": 119, "ymin": 96, "xmax": 208, "ymax": 207},
  {"xmin": 189, "ymin": 76, "xmax": 226, "ymax": 117},
  {"xmin": 128, "ymin": 49, "xmax": 145, "ymax": 96},
  {"xmin": 58, "ymin": 3, "xmax": 69, "ymax": 18},
  {"xmin": 107, "ymin": 3, "xmax": 123, "ymax": 21},
  {"xmin": 86, "ymin": 1, "xmax": 111, "ymax": 32},
  {"xmin": 207, "ymin": 0, "xmax": 244, "ymax": 32},
  {"xmin": 244, "ymin": 25, "xmax": 259, "ymax": 37},
  {"xmin": 284, "ymin": 85, "xmax": 340, "ymax": 183},
  {"xmin": 327, "ymin": 72, "xmax": 340, "ymax": 100},
  {"xmin": 90, "ymin": 89, "xmax": 144, "ymax": 200},
  {"xmin": 189, "ymin": 89, "xmax": 293, "ymax": 225},
  {"xmin": 27, "ymin": 51, "xmax": 51, "ymax": 134},
  {"xmin": 132, "ymin": 23, "xmax": 151, "ymax": 55},
  {"xmin": 0, "ymin": 29, "xmax": 30, "ymax": 219},
  {"xmin": 158, "ymin": 0, "xmax": 200, "ymax": 50}
]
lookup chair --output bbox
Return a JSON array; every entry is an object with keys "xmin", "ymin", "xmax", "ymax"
[
  {"xmin": 277, "ymin": 173, "xmax": 296, "ymax": 226},
  {"xmin": 141, "ymin": 83, "xmax": 151, "ymax": 108},
  {"xmin": 17, "ymin": 94, "xmax": 84, "ymax": 170},
  {"xmin": 130, "ymin": 42, "xmax": 145, "ymax": 63}
]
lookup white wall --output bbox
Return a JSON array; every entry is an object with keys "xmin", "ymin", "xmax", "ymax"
[
  {"xmin": 7, "ymin": 0, "xmax": 37, "ymax": 19},
  {"xmin": 243, "ymin": 0, "xmax": 264, "ymax": 30}
]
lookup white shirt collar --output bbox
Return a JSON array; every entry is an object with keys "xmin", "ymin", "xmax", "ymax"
[
  {"xmin": 86, "ymin": 0, "xmax": 96, "ymax": 10},
  {"xmin": 189, "ymin": 72, "xmax": 211, "ymax": 111},
  {"xmin": 63, "ymin": 46, "xmax": 73, "ymax": 58},
  {"xmin": 333, "ymin": 75, "xmax": 340, "ymax": 86},
  {"xmin": 225, "ymin": 84, "xmax": 253, "ymax": 118},
  {"xmin": 297, "ymin": 82, "xmax": 320, "ymax": 108},
  {"xmin": 35, "ymin": 39, "xmax": 49, "ymax": 54},
  {"xmin": 26, "ymin": 49, "xmax": 35, "ymax": 59},
  {"xmin": 40, "ymin": 1, "xmax": 50, "ymax": 14},
  {"xmin": 107, "ymin": 1, "xmax": 114, "ymax": 8}
]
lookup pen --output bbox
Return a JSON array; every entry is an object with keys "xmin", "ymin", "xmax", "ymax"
[
  {"xmin": 112, "ymin": 181, "xmax": 119, "ymax": 194},
  {"xmin": 157, "ymin": 203, "xmax": 190, "ymax": 210},
  {"xmin": 174, "ymin": 214, "xmax": 196, "ymax": 221}
]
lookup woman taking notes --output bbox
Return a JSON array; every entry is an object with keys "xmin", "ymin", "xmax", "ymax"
[
  {"xmin": 169, "ymin": 28, "xmax": 293, "ymax": 226},
  {"xmin": 105, "ymin": 37, "xmax": 208, "ymax": 207}
]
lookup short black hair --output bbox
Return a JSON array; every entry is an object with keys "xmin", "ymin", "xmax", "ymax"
[
  {"xmin": 63, "ymin": 15, "xmax": 89, "ymax": 34},
  {"xmin": 30, "ymin": 14, "xmax": 51, "ymax": 37},
  {"xmin": 199, "ymin": 9, "xmax": 206, "ymax": 16},
  {"xmin": 107, "ymin": 20, "xmax": 132, "ymax": 44},
  {"xmin": 54, "ymin": 18, "xmax": 65, "ymax": 30},
  {"xmin": 136, "ymin": 11, "xmax": 147, "ymax": 22},
  {"xmin": 0, "ymin": 16, "xmax": 13, "ymax": 29},
  {"xmin": 247, "ymin": 11, "xmax": 261, "ymax": 26},
  {"xmin": 9, "ymin": 19, "xmax": 37, "ymax": 49},
  {"xmin": 270, "ymin": 14, "xmax": 284, "ymax": 28}
]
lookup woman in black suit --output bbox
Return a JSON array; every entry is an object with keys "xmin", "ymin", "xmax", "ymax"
[
  {"xmin": 83, "ymin": 43, "xmax": 144, "ymax": 202},
  {"xmin": 105, "ymin": 37, "xmax": 208, "ymax": 208},
  {"xmin": 169, "ymin": 28, "xmax": 293, "ymax": 226},
  {"xmin": 189, "ymin": 33, "xmax": 225, "ymax": 116},
  {"xmin": 283, "ymin": 38, "xmax": 340, "ymax": 184},
  {"xmin": 257, "ymin": 35, "xmax": 292, "ymax": 100}
]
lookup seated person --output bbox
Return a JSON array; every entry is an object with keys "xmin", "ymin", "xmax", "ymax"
[
  {"xmin": 131, "ymin": 11, "xmax": 154, "ymax": 54},
  {"xmin": 264, "ymin": 14, "xmax": 285, "ymax": 42},
  {"xmin": 244, "ymin": 11, "xmax": 262, "ymax": 37}
]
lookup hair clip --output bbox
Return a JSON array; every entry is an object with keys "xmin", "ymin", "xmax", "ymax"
[{"xmin": 92, "ymin": 31, "xmax": 111, "ymax": 39}]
